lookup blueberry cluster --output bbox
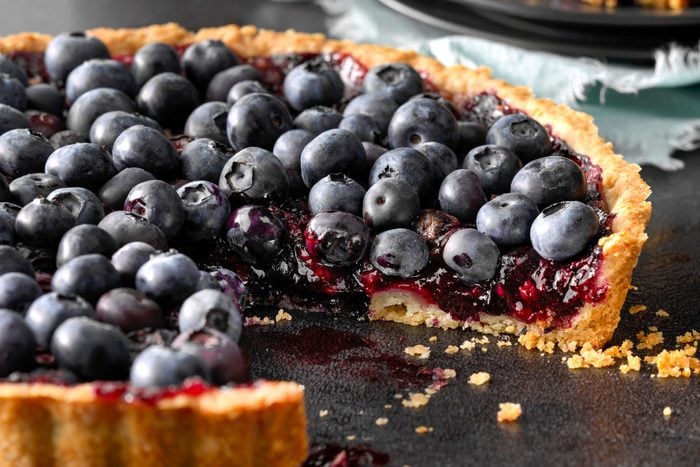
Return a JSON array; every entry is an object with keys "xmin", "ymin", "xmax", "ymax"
[{"xmin": 0, "ymin": 33, "xmax": 602, "ymax": 386}]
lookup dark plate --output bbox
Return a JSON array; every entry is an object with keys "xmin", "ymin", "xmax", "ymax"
[
  {"xmin": 378, "ymin": 0, "xmax": 697, "ymax": 62},
  {"xmin": 451, "ymin": 0, "xmax": 700, "ymax": 26}
]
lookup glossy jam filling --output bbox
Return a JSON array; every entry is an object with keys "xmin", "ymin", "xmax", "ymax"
[{"xmin": 5, "ymin": 47, "xmax": 610, "ymax": 396}]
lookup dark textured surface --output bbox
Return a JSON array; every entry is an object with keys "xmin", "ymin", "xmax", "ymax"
[{"xmin": 4, "ymin": 1, "xmax": 700, "ymax": 465}]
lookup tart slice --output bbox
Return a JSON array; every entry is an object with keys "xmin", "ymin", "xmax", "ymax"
[{"xmin": 0, "ymin": 22, "xmax": 650, "ymax": 466}]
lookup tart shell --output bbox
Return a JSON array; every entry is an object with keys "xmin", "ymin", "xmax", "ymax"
[{"xmin": 0, "ymin": 21, "xmax": 651, "ymax": 466}]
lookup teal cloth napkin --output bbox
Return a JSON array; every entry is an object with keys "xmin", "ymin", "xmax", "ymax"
[{"xmin": 318, "ymin": 0, "xmax": 700, "ymax": 170}]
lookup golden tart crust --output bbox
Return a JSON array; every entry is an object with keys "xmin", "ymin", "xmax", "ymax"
[{"xmin": 0, "ymin": 22, "xmax": 651, "ymax": 466}]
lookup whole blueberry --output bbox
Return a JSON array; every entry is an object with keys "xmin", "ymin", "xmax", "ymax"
[
  {"xmin": 210, "ymin": 267, "xmax": 246, "ymax": 304},
  {"xmin": 362, "ymin": 142, "xmax": 387, "ymax": 167},
  {"xmin": 16, "ymin": 197, "xmax": 75, "ymax": 247},
  {"xmin": 438, "ymin": 169, "xmax": 487, "ymax": 223},
  {"xmin": 0, "ymin": 245, "xmax": 34, "ymax": 276},
  {"xmin": 456, "ymin": 121, "xmax": 487, "ymax": 157},
  {"xmin": 370, "ymin": 228, "xmax": 429, "ymax": 277},
  {"xmin": 112, "ymin": 125, "xmax": 179, "ymax": 178},
  {"xmin": 409, "ymin": 93, "xmax": 460, "ymax": 119},
  {"xmin": 111, "ymin": 241, "xmax": 158, "ymax": 285},
  {"xmin": 476, "ymin": 193, "xmax": 539, "ymax": 247},
  {"xmin": 173, "ymin": 328, "xmax": 247, "ymax": 384},
  {"xmin": 226, "ymin": 93, "xmax": 293, "ymax": 151},
  {"xmin": 45, "ymin": 143, "xmax": 116, "ymax": 188},
  {"xmin": 0, "ymin": 103, "xmax": 30, "ymax": 135},
  {"xmin": 219, "ymin": 147, "xmax": 289, "ymax": 203},
  {"xmin": 226, "ymin": 205, "xmax": 287, "ymax": 263},
  {"xmin": 44, "ymin": 32, "xmax": 110, "ymax": 83},
  {"xmin": 511, "ymin": 155, "xmax": 586, "ymax": 208},
  {"xmin": 25, "ymin": 292, "xmax": 94, "ymax": 349},
  {"xmin": 51, "ymin": 317, "xmax": 130, "ymax": 380},
  {"xmin": 338, "ymin": 114, "xmax": 380, "ymax": 143},
  {"xmin": 184, "ymin": 102, "xmax": 228, "ymax": 144},
  {"xmin": 183, "ymin": 40, "xmax": 238, "ymax": 92},
  {"xmin": 308, "ymin": 173, "xmax": 366, "ymax": 216},
  {"xmin": 0, "ymin": 272, "xmax": 41, "ymax": 312},
  {"xmin": 226, "ymin": 80, "xmax": 268, "ymax": 107},
  {"xmin": 300, "ymin": 129, "xmax": 366, "ymax": 188},
  {"xmin": 293, "ymin": 105, "xmax": 342, "ymax": 135},
  {"xmin": 343, "ymin": 92, "xmax": 398, "ymax": 135},
  {"xmin": 305, "ymin": 211, "xmax": 369, "ymax": 268},
  {"xmin": 89, "ymin": 110, "xmax": 162, "ymax": 151},
  {"xmin": 177, "ymin": 181, "xmax": 231, "ymax": 242},
  {"xmin": 56, "ymin": 224, "xmax": 117, "ymax": 268},
  {"xmin": 66, "ymin": 88, "xmax": 136, "ymax": 136},
  {"xmin": 9, "ymin": 173, "xmax": 66, "ymax": 206},
  {"xmin": 131, "ymin": 42, "xmax": 182, "ymax": 88},
  {"xmin": 95, "ymin": 287, "xmax": 164, "ymax": 332},
  {"xmin": 283, "ymin": 56, "xmax": 344, "ymax": 111},
  {"xmin": 0, "ymin": 310, "xmax": 35, "ymax": 376},
  {"xmin": 137, "ymin": 72, "xmax": 199, "ymax": 129},
  {"xmin": 66, "ymin": 59, "xmax": 137, "ymax": 104},
  {"xmin": 486, "ymin": 114, "xmax": 552, "ymax": 163},
  {"xmin": 98, "ymin": 211, "xmax": 168, "ymax": 250},
  {"xmin": 388, "ymin": 97, "xmax": 458, "ymax": 150},
  {"xmin": 530, "ymin": 201, "xmax": 600, "ymax": 261},
  {"xmin": 415, "ymin": 141, "xmax": 458, "ymax": 181},
  {"xmin": 124, "ymin": 180, "xmax": 185, "ymax": 240},
  {"xmin": 362, "ymin": 178, "xmax": 420, "ymax": 231},
  {"xmin": 130, "ymin": 345, "xmax": 208, "ymax": 388},
  {"xmin": 463, "ymin": 145, "xmax": 522, "ymax": 196},
  {"xmin": 50, "ymin": 130, "xmax": 88, "ymax": 149},
  {"xmin": 136, "ymin": 251, "xmax": 200, "ymax": 305},
  {"xmin": 443, "ymin": 228, "xmax": 500, "ymax": 284},
  {"xmin": 97, "ymin": 167, "xmax": 155, "ymax": 211},
  {"xmin": 0, "ymin": 129, "xmax": 54, "ymax": 178},
  {"xmin": 52, "ymin": 254, "xmax": 121, "ymax": 304},
  {"xmin": 207, "ymin": 64, "xmax": 262, "ymax": 102},
  {"xmin": 272, "ymin": 129, "xmax": 314, "ymax": 192},
  {"xmin": 178, "ymin": 289, "xmax": 242, "ymax": 341},
  {"xmin": 181, "ymin": 138, "xmax": 232, "ymax": 183},
  {"xmin": 0, "ymin": 74, "xmax": 27, "ymax": 110},
  {"xmin": 368, "ymin": 147, "xmax": 434, "ymax": 202},
  {"xmin": 363, "ymin": 63, "xmax": 423, "ymax": 104},
  {"xmin": 0, "ymin": 55, "xmax": 28, "ymax": 86}
]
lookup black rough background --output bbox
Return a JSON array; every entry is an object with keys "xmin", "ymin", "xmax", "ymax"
[{"xmin": 3, "ymin": 1, "xmax": 700, "ymax": 465}]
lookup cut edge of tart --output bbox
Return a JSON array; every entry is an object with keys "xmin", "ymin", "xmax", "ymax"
[{"xmin": 0, "ymin": 22, "xmax": 651, "ymax": 466}]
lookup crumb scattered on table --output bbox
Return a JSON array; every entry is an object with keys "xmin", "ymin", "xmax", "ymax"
[
  {"xmin": 497, "ymin": 402, "xmax": 522, "ymax": 423},
  {"xmin": 404, "ymin": 344, "xmax": 431, "ymax": 359},
  {"xmin": 428, "ymin": 336, "xmax": 437, "ymax": 343},
  {"xmin": 319, "ymin": 409, "xmax": 328, "ymax": 417},
  {"xmin": 629, "ymin": 304, "xmax": 647, "ymax": 315},
  {"xmin": 415, "ymin": 426, "xmax": 434, "ymax": 434},
  {"xmin": 663, "ymin": 406, "xmax": 673, "ymax": 418},
  {"xmin": 468, "ymin": 371, "xmax": 491, "ymax": 386},
  {"xmin": 275, "ymin": 309, "xmax": 292, "ymax": 322},
  {"xmin": 636, "ymin": 330, "xmax": 664, "ymax": 350},
  {"xmin": 402, "ymin": 392, "xmax": 430, "ymax": 408},
  {"xmin": 656, "ymin": 309, "xmax": 670, "ymax": 318},
  {"xmin": 375, "ymin": 417, "xmax": 389, "ymax": 426},
  {"xmin": 444, "ymin": 345, "xmax": 459, "ymax": 354}
]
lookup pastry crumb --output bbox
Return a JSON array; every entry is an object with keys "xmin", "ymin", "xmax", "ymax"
[
  {"xmin": 441, "ymin": 368, "xmax": 457, "ymax": 379},
  {"xmin": 497, "ymin": 402, "xmax": 522, "ymax": 423},
  {"xmin": 402, "ymin": 392, "xmax": 431, "ymax": 408},
  {"xmin": 663, "ymin": 406, "xmax": 673, "ymax": 418},
  {"xmin": 444, "ymin": 345, "xmax": 459, "ymax": 354},
  {"xmin": 675, "ymin": 331, "xmax": 700, "ymax": 345},
  {"xmin": 619, "ymin": 354, "xmax": 641, "ymax": 374},
  {"xmin": 460, "ymin": 340, "xmax": 476, "ymax": 350},
  {"xmin": 243, "ymin": 316, "xmax": 275, "ymax": 326},
  {"xmin": 647, "ymin": 346, "xmax": 700, "ymax": 378},
  {"xmin": 629, "ymin": 304, "xmax": 647, "ymax": 315},
  {"xmin": 497, "ymin": 340, "xmax": 512, "ymax": 347},
  {"xmin": 404, "ymin": 344, "xmax": 431, "ymax": 359},
  {"xmin": 428, "ymin": 336, "xmax": 437, "ymax": 343},
  {"xmin": 394, "ymin": 393, "xmax": 403, "ymax": 400},
  {"xmin": 517, "ymin": 332, "xmax": 554, "ymax": 353},
  {"xmin": 636, "ymin": 330, "xmax": 664, "ymax": 350},
  {"xmin": 345, "ymin": 435, "xmax": 356, "ymax": 441},
  {"xmin": 319, "ymin": 409, "xmax": 329, "ymax": 417},
  {"xmin": 656, "ymin": 309, "xmax": 670, "ymax": 318},
  {"xmin": 375, "ymin": 417, "xmax": 389, "ymax": 426},
  {"xmin": 468, "ymin": 371, "xmax": 491, "ymax": 386},
  {"xmin": 275, "ymin": 309, "xmax": 292, "ymax": 322},
  {"xmin": 384, "ymin": 404, "xmax": 392, "ymax": 409},
  {"xmin": 415, "ymin": 425, "xmax": 434, "ymax": 434}
]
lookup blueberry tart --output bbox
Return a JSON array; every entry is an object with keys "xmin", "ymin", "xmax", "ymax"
[{"xmin": 0, "ymin": 22, "xmax": 650, "ymax": 466}]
